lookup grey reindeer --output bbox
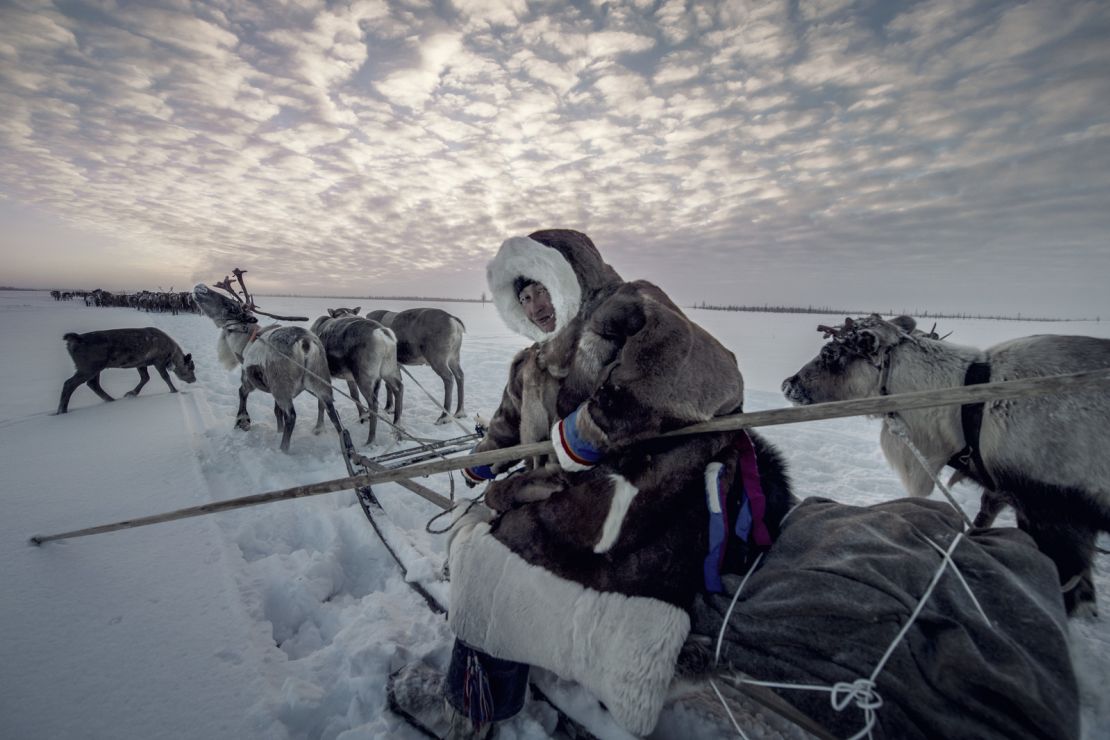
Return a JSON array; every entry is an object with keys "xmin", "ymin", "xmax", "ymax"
[
  {"xmin": 57, "ymin": 328, "xmax": 197, "ymax": 414},
  {"xmin": 364, "ymin": 308, "xmax": 465, "ymax": 424},
  {"xmin": 782, "ymin": 314, "xmax": 1110, "ymax": 617},
  {"xmin": 310, "ymin": 307, "xmax": 404, "ymax": 445},
  {"xmin": 193, "ymin": 282, "xmax": 344, "ymax": 452}
]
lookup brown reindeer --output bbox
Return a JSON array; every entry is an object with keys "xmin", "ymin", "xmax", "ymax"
[{"xmin": 57, "ymin": 328, "xmax": 196, "ymax": 413}]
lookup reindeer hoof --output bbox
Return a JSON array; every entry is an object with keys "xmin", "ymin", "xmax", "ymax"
[
  {"xmin": 454, "ymin": 410, "xmax": 468, "ymax": 419},
  {"xmin": 434, "ymin": 415, "xmax": 450, "ymax": 425},
  {"xmin": 125, "ymin": 391, "xmax": 138, "ymax": 398},
  {"xmin": 235, "ymin": 417, "xmax": 250, "ymax": 431}
]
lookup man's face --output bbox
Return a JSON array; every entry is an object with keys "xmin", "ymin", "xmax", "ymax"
[{"xmin": 519, "ymin": 283, "xmax": 556, "ymax": 333}]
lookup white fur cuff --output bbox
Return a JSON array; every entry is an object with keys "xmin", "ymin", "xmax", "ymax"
[{"xmin": 448, "ymin": 524, "xmax": 689, "ymax": 736}]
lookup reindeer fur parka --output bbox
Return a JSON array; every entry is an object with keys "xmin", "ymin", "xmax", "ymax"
[{"xmin": 467, "ymin": 229, "xmax": 751, "ymax": 608}]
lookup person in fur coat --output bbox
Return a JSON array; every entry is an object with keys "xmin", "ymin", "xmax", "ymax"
[{"xmin": 389, "ymin": 229, "xmax": 793, "ymax": 738}]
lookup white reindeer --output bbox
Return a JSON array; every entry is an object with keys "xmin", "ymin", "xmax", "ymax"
[
  {"xmin": 782, "ymin": 314, "xmax": 1110, "ymax": 617},
  {"xmin": 310, "ymin": 307, "xmax": 404, "ymax": 445},
  {"xmin": 193, "ymin": 283, "xmax": 343, "ymax": 452}
]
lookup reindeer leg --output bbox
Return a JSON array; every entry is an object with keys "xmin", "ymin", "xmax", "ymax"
[
  {"xmin": 279, "ymin": 403, "xmax": 296, "ymax": 452},
  {"xmin": 321, "ymin": 400, "xmax": 343, "ymax": 433},
  {"xmin": 127, "ymin": 367, "xmax": 151, "ymax": 397},
  {"xmin": 57, "ymin": 371, "xmax": 94, "ymax": 414},
  {"xmin": 154, "ymin": 363, "xmax": 178, "ymax": 393},
  {"xmin": 972, "ymin": 489, "xmax": 1008, "ymax": 528},
  {"xmin": 235, "ymin": 384, "xmax": 251, "ymax": 430},
  {"xmin": 347, "ymin": 379, "xmax": 369, "ymax": 423},
  {"xmin": 434, "ymin": 364, "xmax": 453, "ymax": 424},
  {"xmin": 389, "ymin": 376, "xmax": 404, "ymax": 428},
  {"xmin": 315, "ymin": 399, "xmax": 325, "ymax": 433},
  {"xmin": 87, "ymin": 373, "xmax": 115, "ymax": 403},
  {"xmin": 382, "ymin": 379, "xmax": 395, "ymax": 413},
  {"xmin": 450, "ymin": 358, "xmax": 465, "ymax": 417},
  {"xmin": 354, "ymin": 373, "xmax": 379, "ymax": 445},
  {"xmin": 274, "ymin": 402, "xmax": 285, "ymax": 433}
]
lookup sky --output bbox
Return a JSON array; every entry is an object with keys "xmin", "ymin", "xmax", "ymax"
[
  {"xmin": 4, "ymin": 290, "xmax": 1109, "ymax": 738},
  {"xmin": 1, "ymin": 0, "xmax": 1109, "ymax": 318}
]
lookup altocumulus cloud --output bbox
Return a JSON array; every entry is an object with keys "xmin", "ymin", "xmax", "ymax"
[{"xmin": 1, "ymin": 0, "xmax": 1108, "ymax": 317}]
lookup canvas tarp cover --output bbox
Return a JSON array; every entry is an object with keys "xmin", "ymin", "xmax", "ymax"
[{"xmin": 689, "ymin": 497, "xmax": 1079, "ymax": 740}]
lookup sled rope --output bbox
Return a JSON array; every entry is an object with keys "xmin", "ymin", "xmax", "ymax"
[
  {"xmin": 399, "ymin": 364, "xmax": 473, "ymax": 435},
  {"xmin": 884, "ymin": 414, "xmax": 975, "ymax": 529},
  {"xmin": 717, "ymin": 531, "xmax": 984, "ymax": 740},
  {"xmin": 29, "ymin": 367, "xmax": 1110, "ymax": 544}
]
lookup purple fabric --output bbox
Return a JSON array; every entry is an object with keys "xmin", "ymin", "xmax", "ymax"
[{"xmin": 736, "ymin": 431, "xmax": 772, "ymax": 547}]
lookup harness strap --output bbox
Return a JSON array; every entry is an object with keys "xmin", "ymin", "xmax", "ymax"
[{"xmin": 947, "ymin": 361, "xmax": 996, "ymax": 490}]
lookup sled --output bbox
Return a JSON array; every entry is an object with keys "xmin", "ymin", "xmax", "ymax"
[{"xmin": 337, "ymin": 428, "xmax": 1080, "ymax": 740}]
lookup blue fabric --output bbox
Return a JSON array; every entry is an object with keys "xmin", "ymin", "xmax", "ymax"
[
  {"xmin": 558, "ymin": 406, "xmax": 603, "ymax": 465},
  {"xmin": 703, "ymin": 464, "xmax": 728, "ymax": 594},
  {"xmin": 463, "ymin": 443, "xmax": 496, "ymax": 482},
  {"xmin": 735, "ymin": 495, "xmax": 753, "ymax": 543}
]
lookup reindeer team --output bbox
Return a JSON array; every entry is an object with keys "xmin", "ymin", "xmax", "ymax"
[{"xmin": 55, "ymin": 274, "xmax": 1109, "ymax": 618}]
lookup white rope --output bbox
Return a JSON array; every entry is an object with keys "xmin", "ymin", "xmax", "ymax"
[
  {"xmin": 713, "ymin": 524, "xmax": 983, "ymax": 739},
  {"xmin": 713, "ymin": 500, "xmax": 804, "ymax": 665},
  {"xmin": 399, "ymin": 364, "xmax": 473, "ymax": 435},
  {"xmin": 708, "ymin": 678, "xmax": 752, "ymax": 740},
  {"xmin": 884, "ymin": 414, "xmax": 974, "ymax": 529},
  {"xmin": 922, "ymin": 535, "xmax": 991, "ymax": 625}
]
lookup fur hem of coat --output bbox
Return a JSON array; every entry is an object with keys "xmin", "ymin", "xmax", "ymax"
[{"xmin": 448, "ymin": 520, "xmax": 689, "ymax": 736}]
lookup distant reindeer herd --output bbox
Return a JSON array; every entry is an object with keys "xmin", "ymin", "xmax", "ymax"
[
  {"xmin": 50, "ymin": 275, "xmax": 1110, "ymax": 618},
  {"xmin": 51, "ymin": 288, "xmax": 201, "ymax": 315}
]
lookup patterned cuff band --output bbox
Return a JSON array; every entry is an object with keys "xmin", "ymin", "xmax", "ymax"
[{"xmin": 551, "ymin": 406, "xmax": 602, "ymax": 472}]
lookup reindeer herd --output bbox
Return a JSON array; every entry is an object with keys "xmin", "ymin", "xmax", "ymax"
[{"xmin": 55, "ymin": 280, "xmax": 1110, "ymax": 618}]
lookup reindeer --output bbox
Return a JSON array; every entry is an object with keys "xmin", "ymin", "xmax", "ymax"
[
  {"xmin": 782, "ymin": 314, "xmax": 1110, "ymax": 616},
  {"xmin": 57, "ymin": 328, "xmax": 196, "ymax": 414},
  {"xmin": 310, "ymin": 307, "xmax": 404, "ymax": 445},
  {"xmin": 192, "ymin": 274, "xmax": 343, "ymax": 452},
  {"xmin": 364, "ymin": 308, "xmax": 465, "ymax": 424}
]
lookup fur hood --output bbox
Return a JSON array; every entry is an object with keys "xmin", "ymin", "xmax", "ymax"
[{"xmin": 487, "ymin": 229, "xmax": 622, "ymax": 343}]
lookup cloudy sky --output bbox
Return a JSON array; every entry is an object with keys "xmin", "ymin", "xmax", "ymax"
[{"xmin": 2, "ymin": 0, "xmax": 1108, "ymax": 318}]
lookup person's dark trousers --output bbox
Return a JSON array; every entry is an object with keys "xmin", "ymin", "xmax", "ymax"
[{"xmin": 445, "ymin": 638, "xmax": 530, "ymax": 724}]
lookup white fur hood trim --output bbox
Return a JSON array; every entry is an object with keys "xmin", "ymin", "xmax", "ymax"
[{"xmin": 486, "ymin": 236, "xmax": 582, "ymax": 343}]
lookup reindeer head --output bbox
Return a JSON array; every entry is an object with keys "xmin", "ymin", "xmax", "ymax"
[
  {"xmin": 193, "ymin": 283, "xmax": 257, "ymax": 328},
  {"xmin": 327, "ymin": 307, "xmax": 361, "ymax": 318},
  {"xmin": 782, "ymin": 315, "xmax": 920, "ymax": 405}
]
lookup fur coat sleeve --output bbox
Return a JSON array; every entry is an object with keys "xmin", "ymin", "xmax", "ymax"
[{"xmin": 561, "ymin": 281, "xmax": 744, "ymax": 458}]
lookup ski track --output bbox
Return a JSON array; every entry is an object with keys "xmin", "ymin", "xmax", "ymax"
[{"xmin": 185, "ymin": 322, "xmax": 569, "ymax": 739}]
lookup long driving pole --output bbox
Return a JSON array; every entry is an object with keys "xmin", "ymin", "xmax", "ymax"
[{"xmin": 29, "ymin": 367, "xmax": 1110, "ymax": 545}]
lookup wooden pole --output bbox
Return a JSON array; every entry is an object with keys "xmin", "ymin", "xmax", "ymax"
[{"xmin": 29, "ymin": 367, "xmax": 1110, "ymax": 545}]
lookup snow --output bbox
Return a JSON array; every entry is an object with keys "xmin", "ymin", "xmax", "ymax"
[{"xmin": 2, "ymin": 289, "xmax": 1108, "ymax": 739}]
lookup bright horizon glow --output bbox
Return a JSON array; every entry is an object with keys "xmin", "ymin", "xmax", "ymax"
[{"xmin": 2, "ymin": 1, "xmax": 1109, "ymax": 318}]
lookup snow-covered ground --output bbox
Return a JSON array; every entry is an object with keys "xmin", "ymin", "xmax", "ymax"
[{"xmin": 1, "ymin": 289, "xmax": 1107, "ymax": 739}]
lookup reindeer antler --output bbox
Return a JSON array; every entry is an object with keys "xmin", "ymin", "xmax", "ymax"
[
  {"xmin": 231, "ymin": 268, "xmax": 253, "ymax": 310},
  {"xmin": 214, "ymin": 267, "xmax": 308, "ymax": 322},
  {"xmin": 817, "ymin": 317, "xmax": 857, "ymax": 339},
  {"xmin": 213, "ymin": 276, "xmax": 244, "ymax": 303}
]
